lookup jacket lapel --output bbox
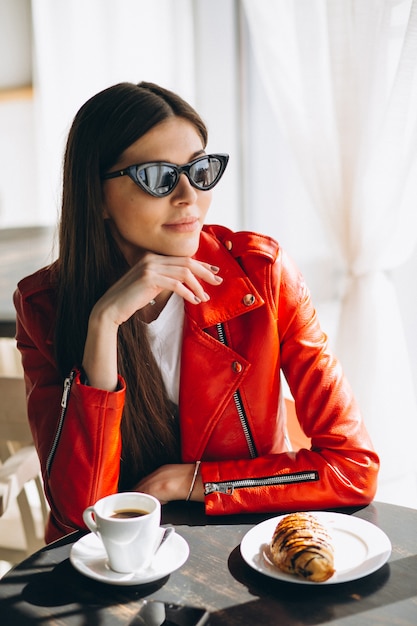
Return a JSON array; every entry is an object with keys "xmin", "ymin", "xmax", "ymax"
[
  {"xmin": 179, "ymin": 229, "xmax": 264, "ymax": 460},
  {"xmin": 187, "ymin": 229, "xmax": 264, "ymax": 328}
]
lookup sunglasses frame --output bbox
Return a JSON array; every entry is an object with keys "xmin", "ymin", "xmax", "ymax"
[{"xmin": 102, "ymin": 153, "xmax": 229, "ymax": 198}]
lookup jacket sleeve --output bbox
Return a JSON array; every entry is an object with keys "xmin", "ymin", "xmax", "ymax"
[
  {"xmin": 14, "ymin": 286, "xmax": 125, "ymax": 542},
  {"xmin": 201, "ymin": 250, "xmax": 380, "ymax": 515}
]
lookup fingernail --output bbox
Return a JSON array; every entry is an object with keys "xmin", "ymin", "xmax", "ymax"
[
  {"xmin": 210, "ymin": 265, "xmax": 220, "ymax": 273},
  {"xmin": 203, "ymin": 292, "xmax": 210, "ymax": 301},
  {"xmin": 194, "ymin": 296, "xmax": 202, "ymax": 303},
  {"xmin": 214, "ymin": 275, "xmax": 223, "ymax": 283}
]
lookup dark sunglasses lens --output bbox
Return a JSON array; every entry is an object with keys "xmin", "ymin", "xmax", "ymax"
[
  {"xmin": 190, "ymin": 157, "xmax": 222, "ymax": 189},
  {"xmin": 137, "ymin": 164, "xmax": 177, "ymax": 196}
]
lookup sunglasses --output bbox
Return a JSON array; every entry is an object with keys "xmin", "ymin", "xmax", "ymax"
[{"xmin": 102, "ymin": 153, "xmax": 229, "ymax": 198}]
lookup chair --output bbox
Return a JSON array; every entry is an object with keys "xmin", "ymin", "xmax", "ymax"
[{"xmin": 0, "ymin": 338, "xmax": 49, "ymax": 567}]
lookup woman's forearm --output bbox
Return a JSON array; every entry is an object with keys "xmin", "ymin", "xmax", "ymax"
[{"xmin": 82, "ymin": 306, "xmax": 120, "ymax": 391}]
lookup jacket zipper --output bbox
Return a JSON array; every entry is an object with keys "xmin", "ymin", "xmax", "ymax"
[
  {"xmin": 204, "ymin": 470, "xmax": 319, "ymax": 495},
  {"xmin": 216, "ymin": 322, "xmax": 257, "ymax": 459},
  {"xmin": 212, "ymin": 325, "xmax": 319, "ymax": 497},
  {"xmin": 46, "ymin": 370, "xmax": 75, "ymax": 476}
]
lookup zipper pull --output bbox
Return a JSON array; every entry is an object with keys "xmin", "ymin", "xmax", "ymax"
[
  {"xmin": 204, "ymin": 482, "xmax": 235, "ymax": 495},
  {"xmin": 61, "ymin": 372, "xmax": 75, "ymax": 408}
]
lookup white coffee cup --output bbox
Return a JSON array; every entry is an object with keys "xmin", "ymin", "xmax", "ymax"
[{"xmin": 82, "ymin": 492, "xmax": 162, "ymax": 573}]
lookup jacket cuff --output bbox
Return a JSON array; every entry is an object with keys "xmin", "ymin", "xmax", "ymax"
[{"xmin": 72, "ymin": 367, "xmax": 126, "ymax": 409}]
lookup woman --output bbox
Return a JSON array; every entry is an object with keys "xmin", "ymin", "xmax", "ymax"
[{"xmin": 14, "ymin": 82, "xmax": 379, "ymax": 543}]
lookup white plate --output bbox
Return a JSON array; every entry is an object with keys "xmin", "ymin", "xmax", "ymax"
[
  {"xmin": 240, "ymin": 511, "xmax": 391, "ymax": 585},
  {"xmin": 70, "ymin": 529, "xmax": 189, "ymax": 586}
]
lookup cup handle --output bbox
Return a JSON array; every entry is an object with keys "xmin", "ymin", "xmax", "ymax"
[{"xmin": 83, "ymin": 506, "xmax": 98, "ymax": 534}]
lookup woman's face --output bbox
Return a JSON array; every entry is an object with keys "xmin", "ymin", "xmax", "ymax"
[{"xmin": 102, "ymin": 117, "xmax": 212, "ymax": 266}]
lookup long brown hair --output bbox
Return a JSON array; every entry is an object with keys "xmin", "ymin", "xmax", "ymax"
[{"xmin": 55, "ymin": 82, "xmax": 208, "ymax": 488}]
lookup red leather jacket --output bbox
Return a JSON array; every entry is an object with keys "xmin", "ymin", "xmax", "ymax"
[{"xmin": 14, "ymin": 225, "xmax": 379, "ymax": 543}]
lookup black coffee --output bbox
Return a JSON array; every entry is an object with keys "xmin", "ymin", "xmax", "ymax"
[{"xmin": 110, "ymin": 509, "xmax": 149, "ymax": 519}]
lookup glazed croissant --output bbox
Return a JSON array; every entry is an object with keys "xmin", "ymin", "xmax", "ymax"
[{"xmin": 269, "ymin": 512, "xmax": 335, "ymax": 582}]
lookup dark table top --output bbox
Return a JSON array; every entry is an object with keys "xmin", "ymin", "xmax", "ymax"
[{"xmin": 0, "ymin": 500, "xmax": 416, "ymax": 625}]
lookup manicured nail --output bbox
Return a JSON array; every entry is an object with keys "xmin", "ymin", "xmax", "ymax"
[
  {"xmin": 194, "ymin": 295, "xmax": 202, "ymax": 303},
  {"xmin": 210, "ymin": 265, "xmax": 220, "ymax": 273},
  {"xmin": 203, "ymin": 292, "xmax": 210, "ymax": 301},
  {"xmin": 214, "ymin": 275, "xmax": 223, "ymax": 283}
]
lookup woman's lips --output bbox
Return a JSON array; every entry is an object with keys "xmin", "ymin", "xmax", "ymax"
[{"xmin": 163, "ymin": 217, "xmax": 200, "ymax": 233}]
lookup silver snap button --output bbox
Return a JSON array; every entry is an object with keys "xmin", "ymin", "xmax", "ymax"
[{"xmin": 243, "ymin": 294, "xmax": 256, "ymax": 306}]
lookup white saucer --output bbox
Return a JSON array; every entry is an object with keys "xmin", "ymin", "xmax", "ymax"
[{"xmin": 70, "ymin": 529, "xmax": 189, "ymax": 585}]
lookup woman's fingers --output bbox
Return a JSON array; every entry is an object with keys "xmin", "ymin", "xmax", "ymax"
[
  {"xmin": 96, "ymin": 254, "xmax": 223, "ymax": 325},
  {"xmin": 144, "ymin": 256, "xmax": 222, "ymax": 287},
  {"xmin": 129, "ymin": 255, "xmax": 223, "ymax": 306},
  {"xmin": 143, "ymin": 258, "xmax": 223, "ymax": 305}
]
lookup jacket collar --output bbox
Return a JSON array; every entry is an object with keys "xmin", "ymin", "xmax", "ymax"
[{"xmin": 184, "ymin": 229, "xmax": 264, "ymax": 329}]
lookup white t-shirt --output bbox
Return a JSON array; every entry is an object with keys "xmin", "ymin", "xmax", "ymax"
[{"xmin": 146, "ymin": 293, "xmax": 184, "ymax": 405}]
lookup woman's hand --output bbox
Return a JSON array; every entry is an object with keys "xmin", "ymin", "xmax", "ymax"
[
  {"xmin": 82, "ymin": 253, "xmax": 222, "ymax": 390},
  {"xmin": 135, "ymin": 463, "xmax": 204, "ymax": 504},
  {"xmin": 93, "ymin": 253, "xmax": 223, "ymax": 327}
]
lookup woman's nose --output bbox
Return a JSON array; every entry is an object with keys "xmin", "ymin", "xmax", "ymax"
[{"xmin": 172, "ymin": 173, "xmax": 198, "ymax": 203}]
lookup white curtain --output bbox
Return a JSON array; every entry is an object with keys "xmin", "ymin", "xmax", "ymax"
[
  {"xmin": 242, "ymin": 0, "xmax": 417, "ymax": 506},
  {"xmin": 30, "ymin": 0, "xmax": 195, "ymax": 225}
]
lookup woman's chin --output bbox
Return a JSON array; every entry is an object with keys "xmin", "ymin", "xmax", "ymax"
[{"xmin": 163, "ymin": 236, "xmax": 201, "ymax": 258}]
